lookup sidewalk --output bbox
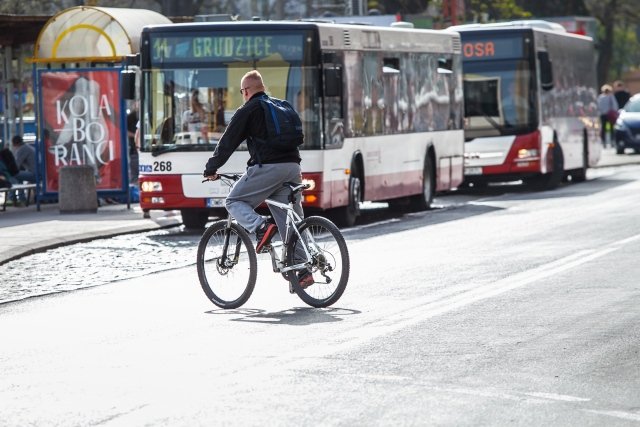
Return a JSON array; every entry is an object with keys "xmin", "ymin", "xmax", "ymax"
[
  {"xmin": 1, "ymin": 147, "xmax": 638, "ymax": 266},
  {"xmin": 0, "ymin": 201, "xmax": 182, "ymax": 265}
]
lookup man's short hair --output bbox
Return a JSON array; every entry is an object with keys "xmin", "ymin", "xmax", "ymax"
[
  {"xmin": 242, "ymin": 70, "xmax": 265, "ymax": 88},
  {"xmin": 11, "ymin": 135, "xmax": 23, "ymax": 145}
]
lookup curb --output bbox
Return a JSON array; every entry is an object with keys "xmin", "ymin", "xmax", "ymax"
[{"xmin": 0, "ymin": 220, "xmax": 182, "ymax": 266}]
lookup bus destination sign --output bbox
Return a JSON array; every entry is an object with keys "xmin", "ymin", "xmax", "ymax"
[
  {"xmin": 151, "ymin": 34, "xmax": 303, "ymax": 63},
  {"xmin": 462, "ymin": 36, "xmax": 525, "ymax": 61}
]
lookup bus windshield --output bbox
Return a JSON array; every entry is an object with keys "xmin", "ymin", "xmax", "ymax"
[
  {"xmin": 463, "ymin": 59, "xmax": 537, "ymax": 137},
  {"xmin": 140, "ymin": 31, "xmax": 320, "ymax": 153}
]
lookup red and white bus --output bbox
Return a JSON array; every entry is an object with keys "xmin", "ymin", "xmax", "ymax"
[
  {"xmin": 451, "ymin": 21, "xmax": 601, "ymax": 189},
  {"xmin": 135, "ymin": 21, "xmax": 464, "ymax": 228}
]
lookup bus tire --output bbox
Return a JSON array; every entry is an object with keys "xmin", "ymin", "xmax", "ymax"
[
  {"xmin": 527, "ymin": 141, "xmax": 564, "ymax": 190},
  {"xmin": 181, "ymin": 209, "xmax": 209, "ymax": 230},
  {"xmin": 408, "ymin": 154, "xmax": 434, "ymax": 211}
]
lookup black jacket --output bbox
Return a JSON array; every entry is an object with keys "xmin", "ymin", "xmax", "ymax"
[{"xmin": 204, "ymin": 92, "xmax": 301, "ymax": 175}]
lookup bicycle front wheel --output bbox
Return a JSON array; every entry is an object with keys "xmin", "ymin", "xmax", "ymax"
[
  {"xmin": 287, "ymin": 216, "xmax": 350, "ymax": 308},
  {"xmin": 197, "ymin": 221, "xmax": 257, "ymax": 309}
]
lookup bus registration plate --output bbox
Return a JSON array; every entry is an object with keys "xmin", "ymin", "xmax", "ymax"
[
  {"xmin": 465, "ymin": 167, "xmax": 483, "ymax": 176},
  {"xmin": 206, "ymin": 198, "xmax": 225, "ymax": 208}
]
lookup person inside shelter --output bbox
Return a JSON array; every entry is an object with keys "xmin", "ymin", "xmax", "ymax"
[{"xmin": 10, "ymin": 135, "xmax": 36, "ymax": 206}]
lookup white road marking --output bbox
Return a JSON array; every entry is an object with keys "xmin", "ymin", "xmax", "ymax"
[
  {"xmin": 584, "ymin": 409, "xmax": 640, "ymax": 422},
  {"xmin": 525, "ymin": 392, "xmax": 590, "ymax": 402}
]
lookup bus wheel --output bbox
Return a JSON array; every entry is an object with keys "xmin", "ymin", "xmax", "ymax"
[
  {"xmin": 332, "ymin": 174, "xmax": 361, "ymax": 228},
  {"xmin": 527, "ymin": 142, "xmax": 564, "ymax": 190},
  {"xmin": 409, "ymin": 155, "xmax": 434, "ymax": 211},
  {"xmin": 181, "ymin": 209, "xmax": 209, "ymax": 230}
]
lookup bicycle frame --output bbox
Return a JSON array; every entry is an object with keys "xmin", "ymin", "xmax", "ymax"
[{"xmin": 264, "ymin": 197, "xmax": 314, "ymax": 275}]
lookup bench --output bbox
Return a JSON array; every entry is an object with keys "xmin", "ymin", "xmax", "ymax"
[{"xmin": 0, "ymin": 183, "xmax": 37, "ymax": 211}]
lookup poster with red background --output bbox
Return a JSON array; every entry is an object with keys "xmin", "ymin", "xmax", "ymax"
[{"xmin": 39, "ymin": 70, "xmax": 124, "ymax": 192}]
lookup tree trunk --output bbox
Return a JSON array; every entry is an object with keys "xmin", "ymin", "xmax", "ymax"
[{"xmin": 596, "ymin": 0, "xmax": 617, "ymax": 86}]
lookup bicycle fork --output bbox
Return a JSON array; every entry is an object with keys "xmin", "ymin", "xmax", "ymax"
[{"xmin": 220, "ymin": 217, "xmax": 242, "ymax": 269}]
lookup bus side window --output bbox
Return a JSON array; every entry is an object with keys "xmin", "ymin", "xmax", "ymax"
[{"xmin": 324, "ymin": 67, "xmax": 342, "ymax": 97}]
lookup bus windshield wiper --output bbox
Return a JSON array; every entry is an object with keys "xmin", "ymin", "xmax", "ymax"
[
  {"xmin": 151, "ymin": 143, "xmax": 216, "ymax": 157},
  {"xmin": 483, "ymin": 113, "xmax": 501, "ymax": 130},
  {"xmin": 151, "ymin": 144, "xmax": 180, "ymax": 157}
]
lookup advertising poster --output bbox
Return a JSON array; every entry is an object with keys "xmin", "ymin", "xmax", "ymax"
[{"xmin": 39, "ymin": 69, "xmax": 125, "ymax": 192}]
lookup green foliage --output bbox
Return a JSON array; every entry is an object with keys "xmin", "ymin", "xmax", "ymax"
[
  {"xmin": 515, "ymin": 0, "xmax": 589, "ymax": 17},
  {"xmin": 467, "ymin": 0, "xmax": 531, "ymax": 22},
  {"xmin": 609, "ymin": 26, "xmax": 640, "ymax": 80}
]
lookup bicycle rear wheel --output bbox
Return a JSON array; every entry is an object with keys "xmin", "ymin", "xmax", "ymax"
[
  {"xmin": 197, "ymin": 221, "xmax": 257, "ymax": 309},
  {"xmin": 287, "ymin": 216, "xmax": 350, "ymax": 308}
]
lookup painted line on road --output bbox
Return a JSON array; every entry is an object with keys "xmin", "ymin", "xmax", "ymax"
[
  {"xmin": 584, "ymin": 409, "xmax": 640, "ymax": 422},
  {"xmin": 524, "ymin": 392, "xmax": 590, "ymax": 402}
]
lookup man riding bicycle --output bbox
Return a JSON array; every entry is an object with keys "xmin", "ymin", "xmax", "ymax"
[{"xmin": 203, "ymin": 70, "xmax": 313, "ymax": 288}]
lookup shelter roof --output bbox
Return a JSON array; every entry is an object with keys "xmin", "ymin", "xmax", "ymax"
[{"xmin": 33, "ymin": 6, "xmax": 172, "ymax": 63}]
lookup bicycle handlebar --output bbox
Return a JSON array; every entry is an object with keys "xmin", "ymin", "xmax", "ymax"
[
  {"xmin": 202, "ymin": 173, "xmax": 241, "ymax": 183},
  {"xmin": 202, "ymin": 173, "xmax": 310, "ymax": 192}
]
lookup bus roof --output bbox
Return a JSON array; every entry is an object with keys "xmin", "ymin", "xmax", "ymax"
[
  {"xmin": 142, "ymin": 20, "xmax": 461, "ymax": 54},
  {"xmin": 448, "ymin": 20, "xmax": 593, "ymax": 42}
]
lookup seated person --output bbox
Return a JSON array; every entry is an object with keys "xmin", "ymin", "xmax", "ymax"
[{"xmin": 10, "ymin": 135, "xmax": 36, "ymax": 203}]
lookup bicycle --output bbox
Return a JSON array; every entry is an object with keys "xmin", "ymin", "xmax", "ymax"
[{"xmin": 197, "ymin": 173, "xmax": 350, "ymax": 309}]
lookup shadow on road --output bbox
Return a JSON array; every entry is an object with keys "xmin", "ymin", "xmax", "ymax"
[{"xmin": 206, "ymin": 306, "xmax": 361, "ymax": 325}]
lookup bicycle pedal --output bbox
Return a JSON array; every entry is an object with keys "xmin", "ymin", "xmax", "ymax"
[{"xmin": 257, "ymin": 244, "xmax": 272, "ymax": 254}]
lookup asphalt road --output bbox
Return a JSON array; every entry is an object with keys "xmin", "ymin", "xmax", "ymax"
[{"xmin": 1, "ymin": 164, "xmax": 640, "ymax": 426}]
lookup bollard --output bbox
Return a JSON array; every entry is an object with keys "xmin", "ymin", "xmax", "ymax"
[{"xmin": 59, "ymin": 165, "xmax": 98, "ymax": 213}]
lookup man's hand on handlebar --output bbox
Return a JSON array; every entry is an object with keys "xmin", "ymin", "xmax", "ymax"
[{"xmin": 202, "ymin": 174, "xmax": 219, "ymax": 183}]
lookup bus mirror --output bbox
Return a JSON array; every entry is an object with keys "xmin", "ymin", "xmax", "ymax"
[
  {"xmin": 324, "ymin": 67, "xmax": 342, "ymax": 97},
  {"xmin": 121, "ymin": 70, "xmax": 136, "ymax": 100},
  {"xmin": 538, "ymin": 51, "xmax": 554, "ymax": 91}
]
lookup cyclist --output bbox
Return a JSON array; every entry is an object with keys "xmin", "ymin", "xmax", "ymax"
[{"xmin": 203, "ymin": 70, "xmax": 313, "ymax": 287}]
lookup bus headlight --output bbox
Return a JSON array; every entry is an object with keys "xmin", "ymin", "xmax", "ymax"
[
  {"xmin": 517, "ymin": 148, "xmax": 539, "ymax": 160},
  {"xmin": 141, "ymin": 181, "xmax": 163, "ymax": 192},
  {"xmin": 302, "ymin": 178, "xmax": 316, "ymax": 191}
]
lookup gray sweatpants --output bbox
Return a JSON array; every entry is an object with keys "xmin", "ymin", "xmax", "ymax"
[{"xmin": 225, "ymin": 163, "xmax": 304, "ymax": 243}]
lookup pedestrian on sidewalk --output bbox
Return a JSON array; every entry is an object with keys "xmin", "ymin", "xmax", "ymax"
[
  {"xmin": 613, "ymin": 80, "xmax": 631, "ymax": 109},
  {"xmin": 597, "ymin": 84, "xmax": 618, "ymax": 147}
]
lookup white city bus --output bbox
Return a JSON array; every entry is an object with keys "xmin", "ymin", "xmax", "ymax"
[
  {"xmin": 135, "ymin": 21, "xmax": 464, "ymax": 228},
  {"xmin": 451, "ymin": 21, "xmax": 601, "ymax": 189}
]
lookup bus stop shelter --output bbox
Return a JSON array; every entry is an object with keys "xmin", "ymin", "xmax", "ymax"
[{"xmin": 30, "ymin": 6, "xmax": 171, "ymax": 203}]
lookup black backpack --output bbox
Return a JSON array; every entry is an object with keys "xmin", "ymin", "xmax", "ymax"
[
  {"xmin": 0, "ymin": 148, "xmax": 19, "ymax": 176},
  {"xmin": 255, "ymin": 95, "xmax": 304, "ymax": 151}
]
